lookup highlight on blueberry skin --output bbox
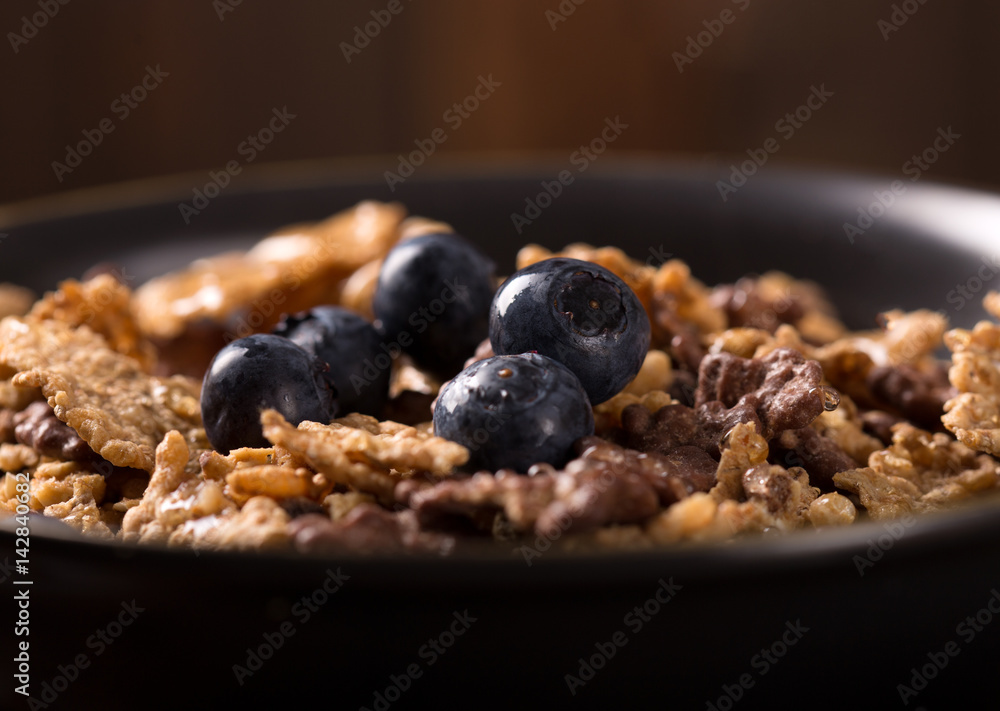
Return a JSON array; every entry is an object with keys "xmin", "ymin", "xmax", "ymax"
[
  {"xmin": 200, "ymin": 334, "xmax": 337, "ymax": 453},
  {"xmin": 273, "ymin": 306, "xmax": 389, "ymax": 418},
  {"xmin": 372, "ymin": 232, "xmax": 496, "ymax": 381},
  {"xmin": 488, "ymin": 258, "xmax": 651, "ymax": 405},
  {"xmin": 432, "ymin": 353, "xmax": 595, "ymax": 473}
]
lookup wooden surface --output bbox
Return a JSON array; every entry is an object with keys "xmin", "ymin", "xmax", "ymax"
[{"xmin": 1, "ymin": 0, "xmax": 997, "ymax": 203}]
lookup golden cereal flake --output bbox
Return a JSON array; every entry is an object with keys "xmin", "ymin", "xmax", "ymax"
[
  {"xmin": 26, "ymin": 274, "xmax": 157, "ymax": 371},
  {"xmin": 645, "ymin": 492, "xmax": 725, "ymax": 543},
  {"xmin": 647, "ymin": 423, "xmax": 817, "ymax": 540},
  {"xmin": 709, "ymin": 328, "xmax": 776, "ymax": 359},
  {"xmin": 652, "ymin": 259, "xmax": 728, "ymax": 337},
  {"xmin": 593, "ymin": 390, "xmax": 674, "ymax": 434},
  {"xmin": 741, "ymin": 464, "xmax": 818, "ymax": 531},
  {"xmin": 121, "ymin": 430, "xmax": 237, "ymax": 544},
  {"xmin": 810, "ymin": 310, "xmax": 945, "ymax": 372},
  {"xmin": 0, "ymin": 283, "xmax": 36, "ymax": 319},
  {"xmin": 644, "ymin": 493, "xmax": 781, "ymax": 543},
  {"xmin": 807, "ymin": 492, "xmax": 857, "ymax": 526},
  {"xmin": 559, "ymin": 524, "xmax": 653, "ymax": 553},
  {"xmin": 0, "ymin": 379, "xmax": 41, "ymax": 411},
  {"xmin": 390, "ymin": 356, "xmax": 440, "ymax": 397},
  {"xmin": 226, "ymin": 465, "xmax": 327, "ymax": 503},
  {"xmin": 868, "ymin": 423, "xmax": 1000, "ymax": 505},
  {"xmin": 338, "ymin": 257, "xmax": 383, "ymax": 321},
  {"xmin": 810, "ymin": 394, "xmax": 883, "ymax": 465},
  {"xmin": 752, "ymin": 324, "xmax": 812, "ymax": 360},
  {"xmin": 260, "ymin": 410, "xmax": 402, "ymax": 505},
  {"xmin": 621, "ymin": 349, "xmax": 673, "ymax": 397},
  {"xmin": 880, "ymin": 309, "xmax": 948, "ymax": 366},
  {"xmin": 199, "ymin": 446, "xmax": 278, "ymax": 481},
  {"xmin": 169, "ymin": 496, "xmax": 291, "ymax": 551},
  {"xmin": 0, "ymin": 473, "xmax": 25, "ymax": 513},
  {"xmin": 288, "ymin": 214, "xmax": 450, "ymax": 323},
  {"xmin": 711, "ymin": 421, "xmax": 769, "ymax": 502},
  {"xmin": 19, "ymin": 464, "xmax": 113, "ymax": 538},
  {"xmin": 133, "ymin": 201, "xmax": 406, "ymax": 339},
  {"xmin": 314, "ymin": 412, "xmax": 468, "ymax": 475},
  {"xmin": 943, "ymin": 394, "xmax": 1000, "ymax": 456},
  {"xmin": 760, "ymin": 271, "xmax": 847, "ymax": 344},
  {"xmin": 0, "ymin": 318, "xmax": 206, "ymax": 472},
  {"xmin": 832, "ymin": 468, "xmax": 921, "ymax": 520},
  {"xmin": 325, "ymin": 490, "xmax": 377, "ymax": 521},
  {"xmin": 984, "ymin": 291, "xmax": 1000, "ymax": 320},
  {"xmin": 0, "ymin": 443, "xmax": 39, "ymax": 472},
  {"xmin": 943, "ymin": 318, "xmax": 1000, "ymax": 456}
]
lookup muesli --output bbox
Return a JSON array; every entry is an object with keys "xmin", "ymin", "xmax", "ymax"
[{"xmin": 1, "ymin": 201, "xmax": 998, "ymax": 555}]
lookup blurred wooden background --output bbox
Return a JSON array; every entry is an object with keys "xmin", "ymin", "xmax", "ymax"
[{"xmin": 1, "ymin": 0, "xmax": 997, "ymax": 204}]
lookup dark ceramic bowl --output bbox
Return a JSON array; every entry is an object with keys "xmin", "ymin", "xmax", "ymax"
[{"xmin": 2, "ymin": 157, "xmax": 1000, "ymax": 710}]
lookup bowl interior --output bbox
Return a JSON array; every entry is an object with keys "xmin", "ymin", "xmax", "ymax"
[{"xmin": 2, "ymin": 158, "xmax": 1000, "ymax": 709}]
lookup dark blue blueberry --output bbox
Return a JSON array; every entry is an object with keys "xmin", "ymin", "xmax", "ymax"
[
  {"xmin": 433, "ymin": 353, "xmax": 594, "ymax": 473},
  {"xmin": 489, "ymin": 258, "xmax": 650, "ymax": 405},
  {"xmin": 273, "ymin": 306, "xmax": 389, "ymax": 418},
  {"xmin": 372, "ymin": 233, "xmax": 495, "ymax": 380},
  {"xmin": 200, "ymin": 334, "xmax": 337, "ymax": 453}
]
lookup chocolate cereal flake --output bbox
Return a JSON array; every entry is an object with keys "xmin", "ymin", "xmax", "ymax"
[
  {"xmin": 290, "ymin": 506, "xmax": 455, "ymax": 555},
  {"xmin": 411, "ymin": 438, "xmax": 714, "ymax": 540},
  {"xmin": 695, "ymin": 348, "xmax": 828, "ymax": 439},
  {"xmin": 13, "ymin": 400, "xmax": 98, "ymax": 462}
]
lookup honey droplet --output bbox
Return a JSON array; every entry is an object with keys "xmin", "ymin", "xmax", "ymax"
[
  {"xmin": 811, "ymin": 385, "xmax": 841, "ymax": 411},
  {"xmin": 589, "ymin": 299, "xmax": 600, "ymax": 310},
  {"xmin": 498, "ymin": 367, "xmax": 513, "ymax": 379}
]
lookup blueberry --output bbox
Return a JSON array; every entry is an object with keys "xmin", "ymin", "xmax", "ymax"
[
  {"xmin": 433, "ymin": 353, "xmax": 594, "ymax": 473},
  {"xmin": 273, "ymin": 306, "xmax": 389, "ymax": 418},
  {"xmin": 200, "ymin": 334, "xmax": 337, "ymax": 453},
  {"xmin": 489, "ymin": 258, "xmax": 650, "ymax": 405},
  {"xmin": 373, "ymin": 233, "xmax": 495, "ymax": 380}
]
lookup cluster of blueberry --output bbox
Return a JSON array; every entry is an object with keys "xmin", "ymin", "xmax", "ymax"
[{"xmin": 200, "ymin": 234, "xmax": 651, "ymax": 473}]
